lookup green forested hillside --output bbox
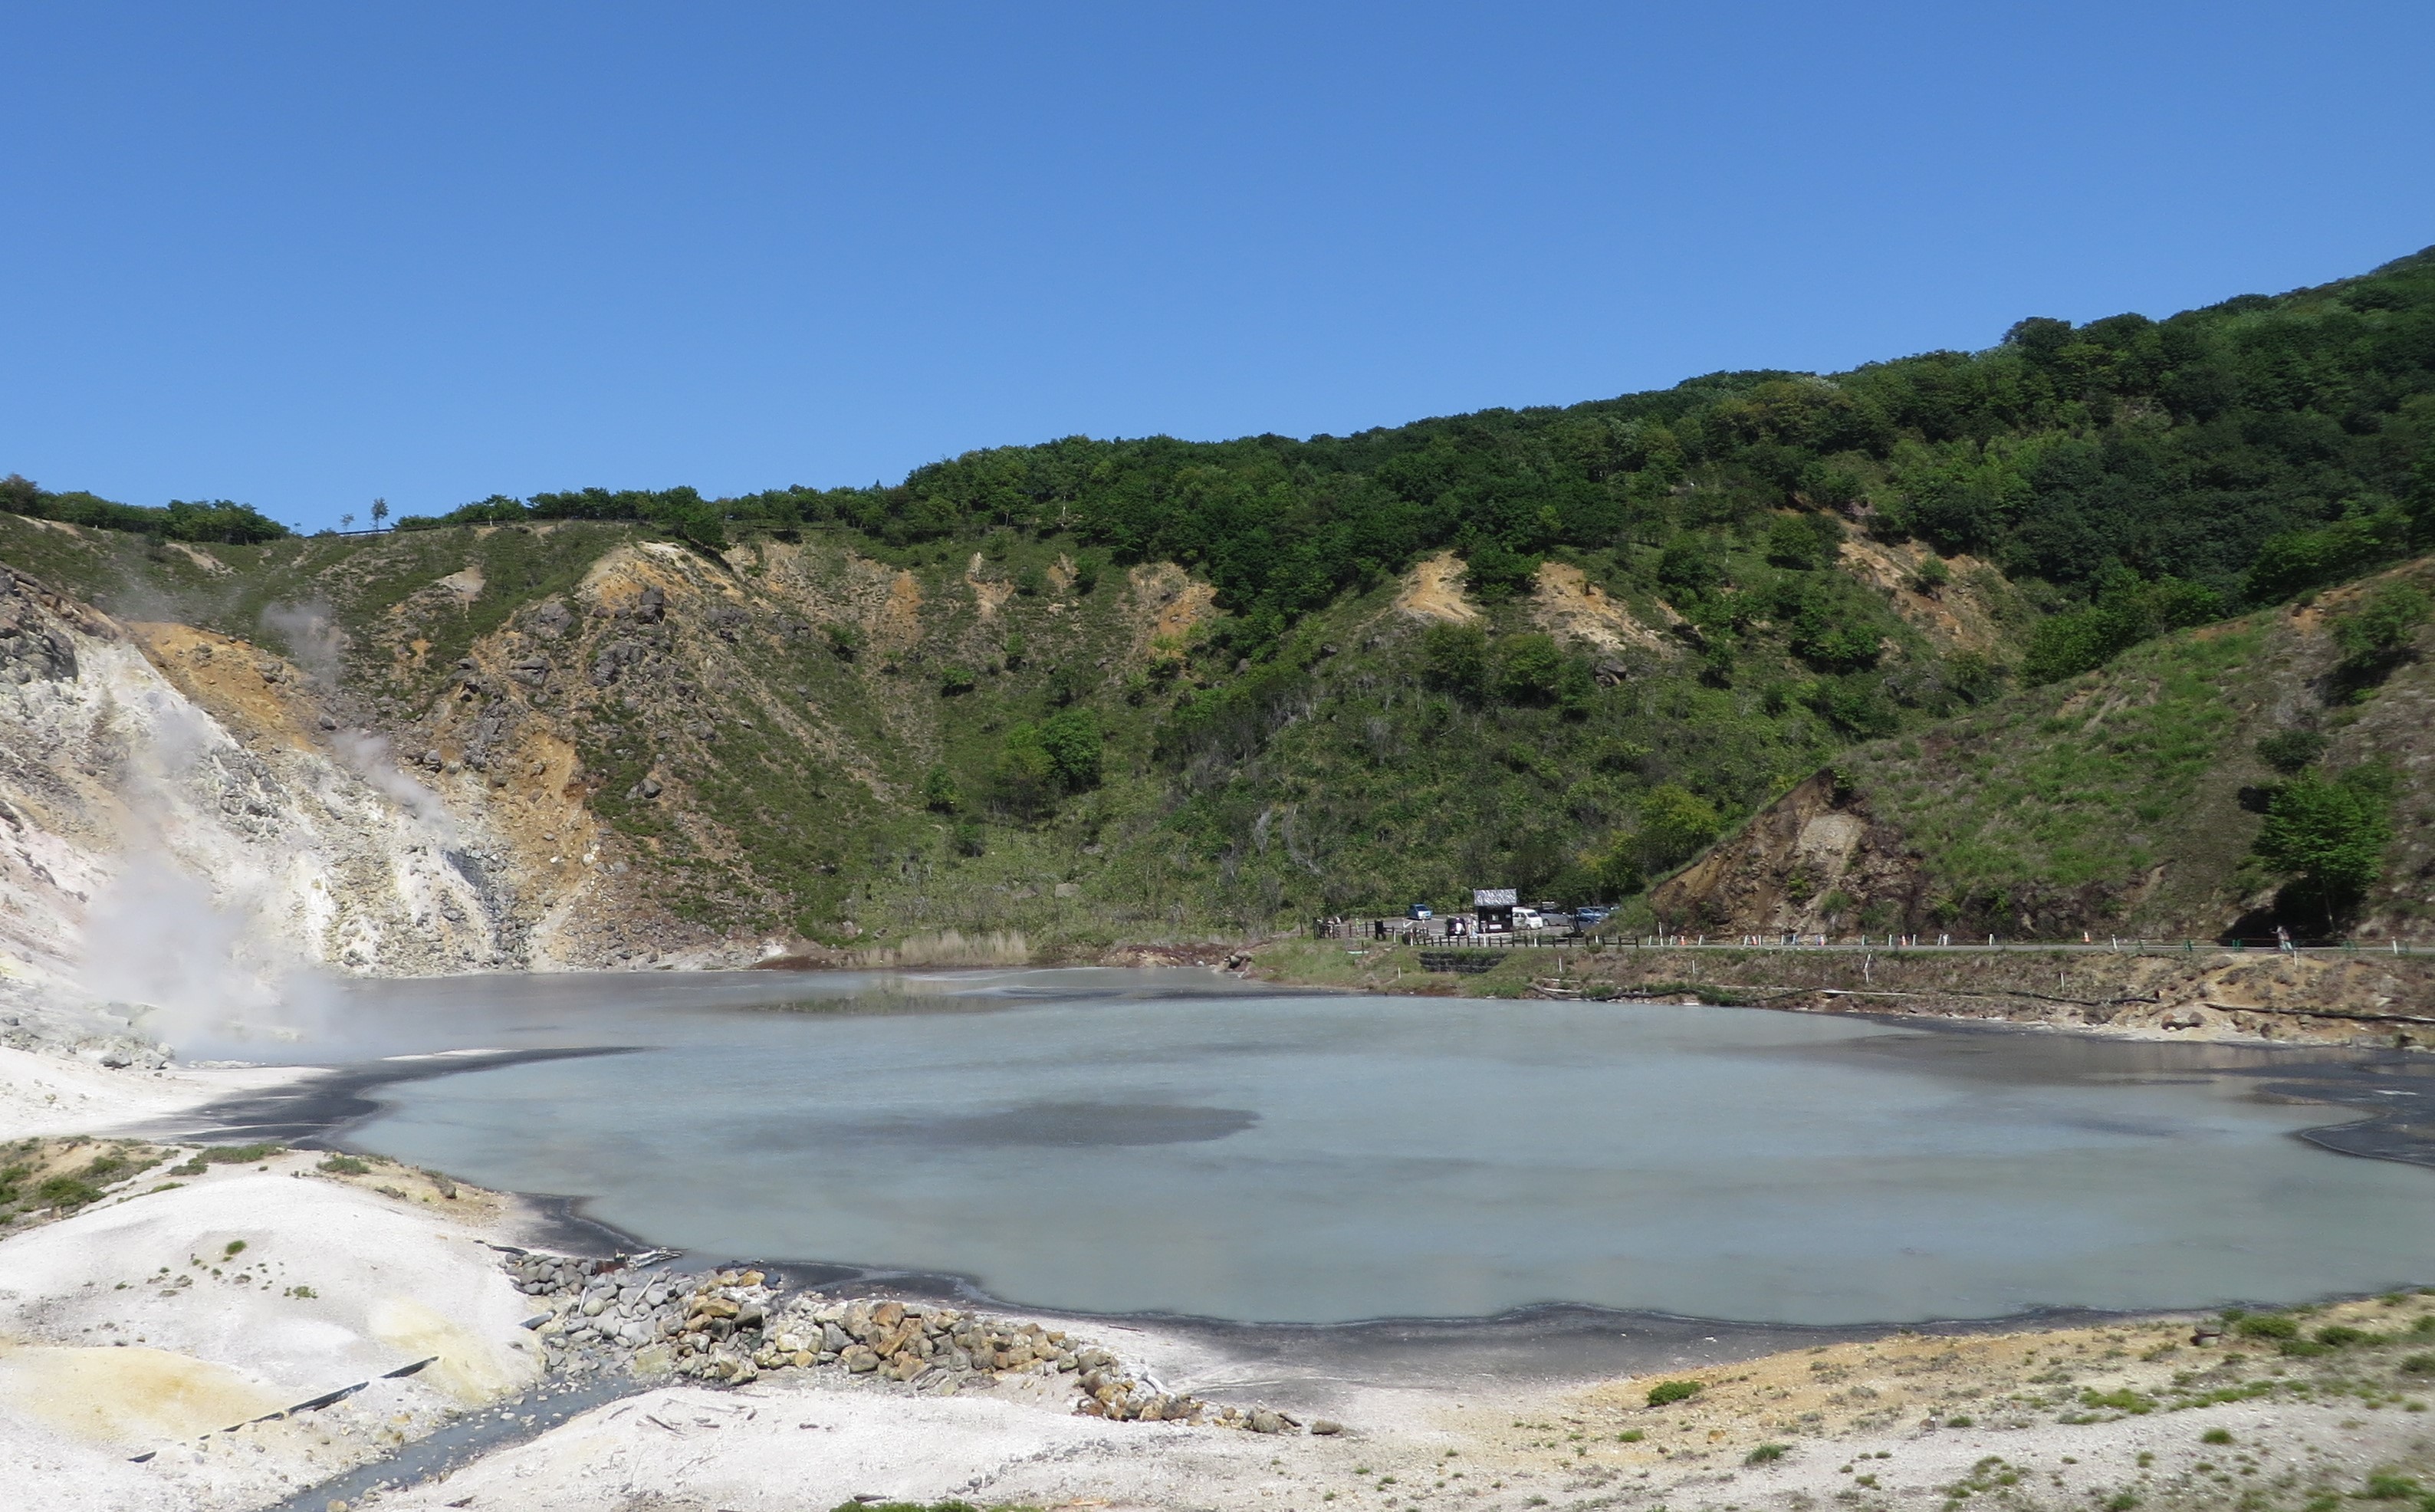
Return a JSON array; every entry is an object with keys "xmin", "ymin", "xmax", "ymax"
[
  {"xmin": 371, "ymin": 247, "xmax": 2435, "ymax": 650},
  {"xmin": 7, "ymin": 248, "xmax": 2435, "ymax": 948}
]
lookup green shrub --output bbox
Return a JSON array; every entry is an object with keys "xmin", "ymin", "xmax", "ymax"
[
  {"xmin": 2333, "ymin": 583, "xmax": 2432, "ymax": 661},
  {"xmin": 2256, "ymin": 728, "xmax": 2328, "ymax": 774},
  {"xmin": 1636, "ymin": 784, "xmax": 1724, "ymax": 873},
  {"xmin": 317, "ymin": 1155, "xmax": 371, "ymax": 1176},
  {"xmin": 2361, "ymin": 1472, "xmax": 2423, "ymax": 1500},
  {"xmin": 2315, "ymin": 1324, "xmax": 2373, "ymax": 1348},
  {"xmin": 2234, "ymin": 1312, "xmax": 2300, "ymax": 1340},
  {"xmin": 1421, "ymin": 623, "xmax": 1490, "ymax": 700},
  {"xmin": 1645, "ymin": 1379, "xmax": 1704, "ymax": 1407},
  {"xmin": 1464, "ymin": 540, "xmax": 1540, "ymax": 602},
  {"xmin": 34, "ymin": 1175, "xmax": 104, "ymax": 1211},
  {"xmin": 2400, "ymin": 1354, "xmax": 2435, "ymax": 1374},
  {"xmin": 2200, "ymin": 1428, "xmax": 2233, "ymax": 1445},
  {"xmin": 2079, "ymin": 1387, "xmax": 2157, "ymax": 1415},
  {"xmin": 1497, "ymin": 634, "xmax": 1567, "ymax": 705},
  {"xmin": 1746, "ymin": 1443, "xmax": 1789, "ymax": 1464},
  {"xmin": 1037, "ymin": 708, "xmax": 1103, "ymax": 791},
  {"xmin": 196, "ymin": 1143, "xmax": 280, "ymax": 1165},
  {"xmin": 2022, "ymin": 575, "xmax": 2221, "ymax": 685},
  {"xmin": 1766, "ymin": 513, "xmax": 1842, "ymax": 570},
  {"xmin": 922, "ymin": 766, "xmax": 961, "ymax": 814},
  {"xmin": 2243, "ymin": 507, "xmax": 2410, "ymax": 604},
  {"xmin": 994, "ymin": 725, "xmax": 1058, "ymax": 815}
]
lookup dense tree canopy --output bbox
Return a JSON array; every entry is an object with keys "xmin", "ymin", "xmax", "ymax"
[
  {"xmin": 370, "ymin": 246, "xmax": 2435, "ymax": 661},
  {"xmin": 0, "ymin": 475, "xmax": 289, "ymax": 544},
  {"xmin": 14, "ymin": 248, "xmax": 2435, "ymax": 668}
]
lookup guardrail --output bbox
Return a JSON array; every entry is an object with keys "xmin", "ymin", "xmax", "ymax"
[{"xmin": 1313, "ymin": 919, "xmax": 2433, "ymax": 956}]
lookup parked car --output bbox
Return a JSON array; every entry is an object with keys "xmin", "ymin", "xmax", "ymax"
[
  {"xmin": 1574, "ymin": 905, "xmax": 1612, "ymax": 926},
  {"xmin": 1406, "ymin": 903, "xmax": 1434, "ymax": 920},
  {"xmin": 1513, "ymin": 907, "xmax": 1547, "ymax": 931}
]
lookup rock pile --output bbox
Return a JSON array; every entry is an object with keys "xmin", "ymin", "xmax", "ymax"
[
  {"xmin": 499, "ymin": 1251, "xmax": 1320, "ymax": 1432},
  {"xmin": 507, "ymin": 1252, "xmax": 699, "ymax": 1377}
]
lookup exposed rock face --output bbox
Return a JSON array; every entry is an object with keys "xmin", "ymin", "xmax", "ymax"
[
  {"xmin": 0, "ymin": 571, "xmax": 524, "ymax": 1047},
  {"xmin": 1528, "ymin": 560, "xmax": 1674, "ymax": 660},
  {"xmin": 1832, "ymin": 535, "xmax": 2015, "ymax": 658},
  {"xmin": 1390, "ymin": 552, "xmax": 1478, "ymax": 625},
  {"xmin": 1653, "ymin": 768, "xmax": 2178, "ymax": 940},
  {"xmin": 0, "ymin": 570, "xmax": 80, "ymax": 684},
  {"xmin": 503, "ymin": 1252, "xmax": 1308, "ymax": 1431},
  {"xmin": 1649, "ymin": 773, "xmax": 1928, "ymax": 935}
]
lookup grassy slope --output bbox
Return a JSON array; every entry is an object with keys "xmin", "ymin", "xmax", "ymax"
[
  {"xmin": 1847, "ymin": 623, "xmax": 2263, "ymax": 929},
  {"xmin": 1743, "ymin": 557, "xmax": 2435, "ymax": 939}
]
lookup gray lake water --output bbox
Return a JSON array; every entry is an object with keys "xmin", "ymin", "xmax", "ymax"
[{"xmin": 281, "ymin": 968, "xmax": 2435, "ymax": 1326}]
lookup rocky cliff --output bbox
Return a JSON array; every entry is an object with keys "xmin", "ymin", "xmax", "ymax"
[{"xmin": 0, "ymin": 563, "xmax": 547, "ymax": 1052}]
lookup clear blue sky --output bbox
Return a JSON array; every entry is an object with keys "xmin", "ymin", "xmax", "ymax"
[{"xmin": 5, "ymin": 2, "xmax": 2430, "ymax": 532}]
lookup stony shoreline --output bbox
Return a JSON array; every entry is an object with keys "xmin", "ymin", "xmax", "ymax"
[
  {"xmin": 1251, "ymin": 937, "xmax": 2435, "ymax": 1049},
  {"xmin": 502, "ymin": 1249, "xmax": 1327, "ymax": 1432}
]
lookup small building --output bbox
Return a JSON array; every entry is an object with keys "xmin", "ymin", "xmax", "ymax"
[{"xmin": 1473, "ymin": 887, "xmax": 1517, "ymax": 934}]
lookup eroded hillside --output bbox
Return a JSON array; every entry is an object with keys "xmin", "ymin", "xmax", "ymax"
[
  {"xmin": 5, "ymin": 247, "xmax": 2433, "ymax": 984},
  {"xmin": 0, "ymin": 493, "xmax": 1992, "ymax": 980},
  {"xmin": 1655, "ymin": 558, "xmax": 2435, "ymax": 942}
]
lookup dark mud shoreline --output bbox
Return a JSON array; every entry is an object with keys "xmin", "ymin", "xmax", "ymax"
[
  {"xmin": 150, "ymin": 1045, "xmax": 646, "ymax": 1148},
  {"xmin": 1829, "ymin": 1009, "xmax": 2435, "ymax": 1171}
]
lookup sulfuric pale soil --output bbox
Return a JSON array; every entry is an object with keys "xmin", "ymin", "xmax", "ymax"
[{"xmin": 361, "ymin": 1297, "xmax": 2435, "ymax": 1512}]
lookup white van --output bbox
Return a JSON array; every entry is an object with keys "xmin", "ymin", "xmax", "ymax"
[{"xmin": 1513, "ymin": 907, "xmax": 1546, "ymax": 932}]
